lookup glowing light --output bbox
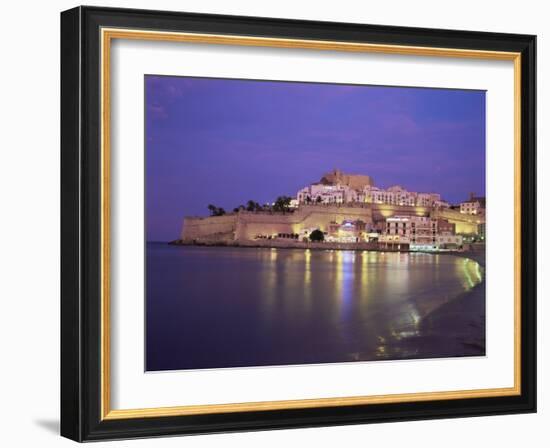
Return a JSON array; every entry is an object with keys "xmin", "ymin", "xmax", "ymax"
[
  {"xmin": 304, "ymin": 249, "xmax": 311, "ymax": 285},
  {"xmin": 460, "ymin": 258, "xmax": 483, "ymax": 290},
  {"xmin": 475, "ymin": 262, "xmax": 483, "ymax": 283},
  {"xmin": 361, "ymin": 251, "xmax": 368, "ymax": 287}
]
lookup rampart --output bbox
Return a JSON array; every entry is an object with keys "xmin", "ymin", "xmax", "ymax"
[
  {"xmin": 432, "ymin": 208, "xmax": 482, "ymax": 234},
  {"xmin": 234, "ymin": 204, "xmax": 374, "ymax": 241},
  {"xmin": 180, "ymin": 214, "xmax": 238, "ymax": 242},
  {"xmin": 180, "ymin": 203, "xmax": 482, "ymax": 243}
]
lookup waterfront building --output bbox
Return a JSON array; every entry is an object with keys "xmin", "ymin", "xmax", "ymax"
[
  {"xmin": 378, "ymin": 233, "xmax": 411, "ymax": 250},
  {"xmin": 436, "ymin": 234, "xmax": 463, "ymax": 249},
  {"xmin": 381, "ymin": 215, "xmax": 462, "ymax": 251},
  {"xmin": 380, "ymin": 215, "xmax": 412, "ymax": 249},
  {"xmin": 434, "ymin": 218, "xmax": 463, "ymax": 249},
  {"xmin": 436, "ymin": 218, "xmax": 456, "ymax": 235},
  {"xmin": 384, "ymin": 216, "xmax": 411, "ymax": 237},
  {"xmin": 410, "ymin": 216, "xmax": 437, "ymax": 247},
  {"xmin": 326, "ymin": 219, "xmax": 369, "ymax": 243}
]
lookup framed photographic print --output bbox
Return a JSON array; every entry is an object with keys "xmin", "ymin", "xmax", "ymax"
[{"xmin": 60, "ymin": 6, "xmax": 536, "ymax": 442}]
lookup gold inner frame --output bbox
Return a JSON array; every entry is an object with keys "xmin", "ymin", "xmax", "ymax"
[{"xmin": 100, "ymin": 27, "xmax": 522, "ymax": 420}]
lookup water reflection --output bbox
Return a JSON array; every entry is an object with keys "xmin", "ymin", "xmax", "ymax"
[{"xmin": 146, "ymin": 244, "xmax": 484, "ymax": 371}]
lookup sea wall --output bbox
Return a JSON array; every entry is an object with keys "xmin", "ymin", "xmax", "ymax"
[
  {"xmin": 180, "ymin": 214, "xmax": 237, "ymax": 242},
  {"xmin": 178, "ymin": 239, "xmax": 379, "ymax": 251}
]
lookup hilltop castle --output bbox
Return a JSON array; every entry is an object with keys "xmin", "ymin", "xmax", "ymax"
[
  {"xmin": 297, "ymin": 169, "xmax": 448, "ymax": 208},
  {"xmin": 318, "ymin": 168, "xmax": 374, "ymax": 190},
  {"xmin": 179, "ymin": 170, "xmax": 484, "ymax": 249}
]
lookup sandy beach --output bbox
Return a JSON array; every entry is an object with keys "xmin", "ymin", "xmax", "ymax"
[{"xmin": 383, "ymin": 250, "xmax": 486, "ymax": 359}]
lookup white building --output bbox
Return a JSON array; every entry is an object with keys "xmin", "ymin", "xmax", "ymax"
[
  {"xmin": 296, "ymin": 183, "xmax": 353, "ymax": 204},
  {"xmin": 361, "ymin": 185, "xmax": 445, "ymax": 207},
  {"xmin": 325, "ymin": 220, "xmax": 369, "ymax": 243},
  {"xmin": 436, "ymin": 234, "xmax": 463, "ymax": 249},
  {"xmin": 289, "ymin": 199, "xmax": 299, "ymax": 209},
  {"xmin": 297, "ymin": 181, "xmax": 448, "ymax": 208},
  {"xmin": 389, "ymin": 185, "xmax": 418, "ymax": 206},
  {"xmin": 416, "ymin": 192, "xmax": 442, "ymax": 207},
  {"xmin": 378, "ymin": 233, "xmax": 411, "ymax": 248},
  {"xmin": 460, "ymin": 194, "xmax": 486, "ymax": 215},
  {"xmin": 460, "ymin": 200, "xmax": 483, "ymax": 215}
]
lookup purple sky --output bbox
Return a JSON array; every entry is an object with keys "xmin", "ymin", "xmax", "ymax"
[{"xmin": 146, "ymin": 75, "xmax": 485, "ymax": 242}]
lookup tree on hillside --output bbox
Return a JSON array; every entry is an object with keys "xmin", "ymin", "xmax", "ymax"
[
  {"xmin": 309, "ymin": 229, "xmax": 325, "ymax": 242},
  {"xmin": 207, "ymin": 204, "xmax": 226, "ymax": 216},
  {"xmin": 273, "ymin": 196, "xmax": 293, "ymax": 213},
  {"xmin": 246, "ymin": 200, "xmax": 261, "ymax": 212}
]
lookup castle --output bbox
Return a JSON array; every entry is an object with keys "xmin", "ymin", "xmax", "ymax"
[
  {"xmin": 180, "ymin": 170, "xmax": 484, "ymax": 248},
  {"xmin": 319, "ymin": 168, "xmax": 374, "ymax": 190},
  {"xmin": 296, "ymin": 169, "xmax": 448, "ymax": 208}
]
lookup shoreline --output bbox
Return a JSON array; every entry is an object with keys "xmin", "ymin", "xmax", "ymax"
[
  {"xmin": 413, "ymin": 277, "xmax": 486, "ymax": 358},
  {"xmin": 399, "ymin": 250, "xmax": 486, "ymax": 358},
  {"xmin": 168, "ymin": 239, "xmax": 483, "ymax": 257}
]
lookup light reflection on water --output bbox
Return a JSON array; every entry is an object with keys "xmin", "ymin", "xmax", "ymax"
[{"xmin": 146, "ymin": 244, "xmax": 484, "ymax": 371}]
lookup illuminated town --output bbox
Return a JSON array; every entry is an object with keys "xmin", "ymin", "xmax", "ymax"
[
  {"xmin": 148, "ymin": 77, "xmax": 487, "ymax": 371},
  {"xmin": 179, "ymin": 169, "xmax": 485, "ymax": 252}
]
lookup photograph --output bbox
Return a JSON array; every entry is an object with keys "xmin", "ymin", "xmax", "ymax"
[
  {"xmin": 56, "ymin": 4, "xmax": 537, "ymax": 442},
  {"xmin": 145, "ymin": 75, "xmax": 487, "ymax": 372}
]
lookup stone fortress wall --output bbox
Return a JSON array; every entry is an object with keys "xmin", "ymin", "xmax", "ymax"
[
  {"xmin": 181, "ymin": 214, "xmax": 238, "ymax": 242},
  {"xmin": 180, "ymin": 203, "xmax": 479, "ymax": 243},
  {"xmin": 431, "ymin": 208, "xmax": 481, "ymax": 234},
  {"xmin": 234, "ymin": 205, "xmax": 374, "ymax": 241},
  {"xmin": 182, "ymin": 204, "xmax": 373, "ymax": 243}
]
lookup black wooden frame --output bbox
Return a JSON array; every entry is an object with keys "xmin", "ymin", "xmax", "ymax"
[{"xmin": 61, "ymin": 5, "xmax": 537, "ymax": 442}]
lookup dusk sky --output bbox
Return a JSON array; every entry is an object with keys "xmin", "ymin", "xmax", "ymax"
[{"xmin": 146, "ymin": 75, "xmax": 485, "ymax": 242}]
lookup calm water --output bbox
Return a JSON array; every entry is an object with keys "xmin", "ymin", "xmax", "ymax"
[{"xmin": 146, "ymin": 243, "xmax": 483, "ymax": 371}]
